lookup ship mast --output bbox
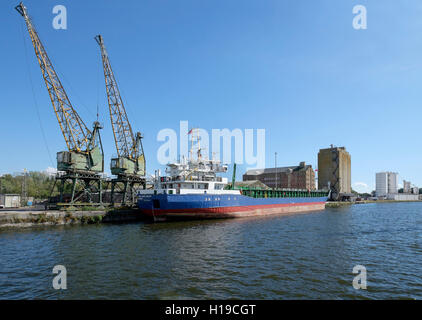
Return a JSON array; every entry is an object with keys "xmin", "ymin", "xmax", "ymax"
[{"xmin": 188, "ymin": 128, "xmax": 202, "ymax": 161}]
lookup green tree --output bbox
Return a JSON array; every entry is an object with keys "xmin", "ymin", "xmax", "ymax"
[{"xmin": 0, "ymin": 172, "xmax": 55, "ymax": 200}]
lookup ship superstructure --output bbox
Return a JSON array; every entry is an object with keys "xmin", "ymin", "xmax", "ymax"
[{"xmin": 153, "ymin": 156, "xmax": 237, "ymax": 194}]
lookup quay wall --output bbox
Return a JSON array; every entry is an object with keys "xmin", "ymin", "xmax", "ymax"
[{"xmin": 0, "ymin": 209, "xmax": 144, "ymax": 228}]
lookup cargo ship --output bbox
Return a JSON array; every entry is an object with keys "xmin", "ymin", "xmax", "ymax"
[{"xmin": 137, "ymin": 151, "xmax": 328, "ymax": 222}]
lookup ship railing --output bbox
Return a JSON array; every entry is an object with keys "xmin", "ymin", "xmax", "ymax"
[{"xmin": 239, "ymin": 188, "xmax": 329, "ymax": 199}]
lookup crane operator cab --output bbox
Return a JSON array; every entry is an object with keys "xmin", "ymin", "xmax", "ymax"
[{"xmin": 57, "ymin": 122, "xmax": 104, "ymax": 173}]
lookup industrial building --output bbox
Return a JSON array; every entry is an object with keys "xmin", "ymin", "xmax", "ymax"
[
  {"xmin": 243, "ymin": 162, "xmax": 316, "ymax": 190},
  {"xmin": 402, "ymin": 180, "xmax": 418, "ymax": 195},
  {"xmin": 387, "ymin": 194, "xmax": 419, "ymax": 201},
  {"xmin": 375, "ymin": 172, "xmax": 398, "ymax": 197},
  {"xmin": 317, "ymin": 146, "xmax": 351, "ymax": 200},
  {"xmin": 0, "ymin": 194, "xmax": 21, "ymax": 208},
  {"xmin": 403, "ymin": 180, "xmax": 411, "ymax": 193}
]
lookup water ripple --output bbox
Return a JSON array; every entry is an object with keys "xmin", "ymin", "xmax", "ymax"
[{"xmin": 0, "ymin": 202, "xmax": 421, "ymax": 299}]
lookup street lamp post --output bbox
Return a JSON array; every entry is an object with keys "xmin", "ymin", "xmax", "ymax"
[{"xmin": 275, "ymin": 152, "xmax": 278, "ymax": 190}]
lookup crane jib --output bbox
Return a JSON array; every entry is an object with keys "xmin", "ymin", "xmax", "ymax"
[
  {"xmin": 95, "ymin": 35, "xmax": 139, "ymax": 159},
  {"xmin": 16, "ymin": 2, "xmax": 92, "ymax": 154}
]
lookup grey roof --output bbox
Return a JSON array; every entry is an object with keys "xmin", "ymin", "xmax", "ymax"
[
  {"xmin": 244, "ymin": 165, "xmax": 312, "ymax": 176},
  {"xmin": 234, "ymin": 180, "xmax": 270, "ymax": 189}
]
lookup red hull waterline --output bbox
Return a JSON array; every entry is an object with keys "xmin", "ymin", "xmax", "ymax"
[{"xmin": 142, "ymin": 202, "xmax": 327, "ymax": 221}]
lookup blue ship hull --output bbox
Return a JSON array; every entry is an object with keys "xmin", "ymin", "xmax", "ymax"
[{"xmin": 138, "ymin": 193, "xmax": 327, "ymax": 221}]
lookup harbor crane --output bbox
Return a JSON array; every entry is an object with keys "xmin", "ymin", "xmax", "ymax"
[
  {"xmin": 16, "ymin": 2, "xmax": 105, "ymax": 207},
  {"xmin": 95, "ymin": 35, "xmax": 146, "ymax": 206}
]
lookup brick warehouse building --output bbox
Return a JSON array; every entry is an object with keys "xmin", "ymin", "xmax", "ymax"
[{"xmin": 242, "ymin": 162, "xmax": 316, "ymax": 190}]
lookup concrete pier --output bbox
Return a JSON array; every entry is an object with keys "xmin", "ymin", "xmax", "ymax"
[{"xmin": 0, "ymin": 208, "xmax": 144, "ymax": 228}]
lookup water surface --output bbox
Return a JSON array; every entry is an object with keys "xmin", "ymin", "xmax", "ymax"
[{"xmin": 0, "ymin": 202, "xmax": 421, "ymax": 299}]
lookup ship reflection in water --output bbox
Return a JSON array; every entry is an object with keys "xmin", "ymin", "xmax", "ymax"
[{"xmin": 0, "ymin": 202, "xmax": 421, "ymax": 299}]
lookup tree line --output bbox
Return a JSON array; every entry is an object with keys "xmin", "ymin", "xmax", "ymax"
[{"xmin": 0, "ymin": 172, "xmax": 55, "ymax": 200}]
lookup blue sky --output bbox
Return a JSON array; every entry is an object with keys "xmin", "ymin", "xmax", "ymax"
[{"xmin": 1, "ymin": 0, "xmax": 422, "ymax": 193}]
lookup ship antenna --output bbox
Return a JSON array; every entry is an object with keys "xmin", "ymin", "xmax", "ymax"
[
  {"xmin": 197, "ymin": 129, "xmax": 202, "ymax": 160},
  {"xmin": 189, "ymin": 128, "xmax": 193, "ymax": 160}
]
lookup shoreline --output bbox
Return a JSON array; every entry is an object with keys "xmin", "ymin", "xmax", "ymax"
[
  {"xmin": 326, "ymin": 199, "xmax": 422, "ymax": 207},
  {"xmin": 0, "ymin": 208, "xmax": 145, "ymax": 229},
  {"xmin": 1, "ymin": 199, "xmax": 421, "ymax": 228}
]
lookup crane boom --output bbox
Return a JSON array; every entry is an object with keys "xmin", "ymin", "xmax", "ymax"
[
  {"xmin": 16, "ymin": 2, "xmax": 90, "ymax": 153},
  {"xmin": 95, "ymin": 34, "xmax": 139, "ymax": 160}
]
